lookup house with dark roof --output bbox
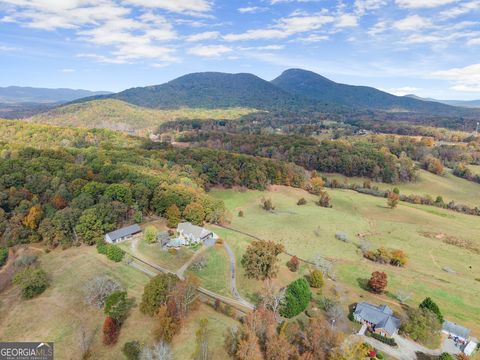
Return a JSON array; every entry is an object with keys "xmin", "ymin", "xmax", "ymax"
[
  {"xmin": 353, "ymin": 302, "xmax": 401, "ymax": 337},
  {"xmin": 105, "ymin": 224, "xmax": 141, "ymax": 244}
]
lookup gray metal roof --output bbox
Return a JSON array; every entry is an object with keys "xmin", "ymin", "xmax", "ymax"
[
  {"xmin": 443, "ymin": 320, "xmax": 471, "ymax": 339},
  {"xmin": 354, "ymin": 302, "xmax": 400, "ymax": 335},
  {"xmin": 106, "ymin": 224, "xmax": 141, "ymax": 241},
  {"xmin": 177, "ymin": 222, "xmax": 212, "ymax": 240}
]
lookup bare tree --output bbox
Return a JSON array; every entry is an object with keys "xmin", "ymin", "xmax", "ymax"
[
  {"xmin": 325, "ymin": 302, "xmax": 344, "ymax": 325},
  {"xmin": 141, "ymin": 342, "xmax": 173, "ymax": 360},
  {"xmin": 261, "ymin": 280, "xmax": 285, "ymax": 321},
  {"xmin": 78, "ymin": 322, "xmax": 97, "ymax": 359},
  {"xmin": 314, "ymin": 255, "xmax": 336, "ymax": 280},
  {"xmin": 359, "ymin": 239, "xmax": 371, "ymax": 254},
  {"xmin": 395, "ymin": 290, "xmax": 413, "ymax": 304},
  {"xmin": 83, "ymin": 275, "xmax": 121, "ymax": 308}
]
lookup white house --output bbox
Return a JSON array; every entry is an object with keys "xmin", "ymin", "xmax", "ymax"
[
  {"xmin": 173, "ymin": 222, "xmax": 217, "ymax": 246},
  {"xmin": 105, "ymin": 224, "xmax": 141, "ymax": 244}
]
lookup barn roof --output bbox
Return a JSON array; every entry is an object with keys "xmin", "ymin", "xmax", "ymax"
[
  {"xmin": 443, "ymin": 320, "xmax": 470, "ymax": 339},
  {"xmin": 106, "ymin": 224, "xmax": 141, "ymax": 241}
]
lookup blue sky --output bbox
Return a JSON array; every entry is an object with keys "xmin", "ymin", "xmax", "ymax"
[{"xmin": 0, "ymin": 0, "xmax": 479, "ymax": 100}]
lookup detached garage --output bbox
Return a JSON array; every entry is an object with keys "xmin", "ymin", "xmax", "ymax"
[{"xmin": 105, "ymin": 224, "xmax": 141, "ymax": 244}]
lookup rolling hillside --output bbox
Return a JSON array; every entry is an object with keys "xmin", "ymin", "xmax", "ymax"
[
  {"xmin": 271, "ymin": 68, "xmax": 478, "ymax": 116},
  {"xmin": 27, "ymin": 98, "xmax": 257, "ymax": 134}
]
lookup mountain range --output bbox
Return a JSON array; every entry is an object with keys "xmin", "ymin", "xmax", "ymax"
[
  {"xmin": 72, "ymin": 69, "xmax": 479, "ymax": 118},
  {"xmin": 405, "ymin": 94, "xmax": 480, "ymax": 109},
  {"xmin": 0, "ymin": 86, "xmax": 111, "ymax": 104}
]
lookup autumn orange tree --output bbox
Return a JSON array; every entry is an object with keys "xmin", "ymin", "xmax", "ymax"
[
  {"xmin": 387, "ymin": 191, "xmax": 400, "ymax": 209},
  {"xmin": 368, "ymin": 271, "xmax": 388, "ymax": 294},
  {"xmin": 102, "ymin": 316, "xmax": 120, "ymax": 345}
]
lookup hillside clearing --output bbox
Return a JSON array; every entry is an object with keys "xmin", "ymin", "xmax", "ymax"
[
  {"xmin": 210, "ymin": 186, "xmax": 480, "ymax": 335},
  {"xmin": 27, "ymin": 99, "xmax": 257, "ymax": 135}
]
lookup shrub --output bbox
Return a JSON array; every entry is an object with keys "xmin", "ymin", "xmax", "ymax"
[
  {"xmin": 96, "ymin": 239, "xmax": 109, "ymax": 255},
  {"xmin": 439, "ymin": 353, "xmax": 454, "ymax": 360},
  {"xmin": 287, "ymin": 255, "xmax": 300, "ymax": 272},
  {"xmin": 261, "ymin": 197, "xmax": 275, "ymax": 211},
  {"xmin": 104, "ymin": 291, "xmax": 131, "ymax": 323},
  {"xmin": 281, "ymin": 278, "xmax": 312, "ymax": 318},
  {"xmin": 122, "ymin": 341, "xmax": 141, "ymax": 360},
  {"xmin": 376, "ymin": 353, "xmax": 384, "ymax": 359},
  {"xmin": 369, "ymin": 332, "xmax": 397, "ymax": 346},
  {"xmin": 13, "ymin": 267, "xmax": 49, "ymax": 299},
  {"xmin": 14, "ymin": 254, "xmax": 37, "ymax": 268},
  {"xmin": 317, "ymin": 191, "xmax": 332, "ymax": 208},
  {"xmin": 0, "ymin": 246, "xmax": 8, "ymax": 267},
  {"xmin": 144, "ymin": 226, "xmax": 157, "ymax": 244},
  {"xmin": 419, "ymin": 297, "xmax": 444, "ymax": 324},
  {"xmin": 106, "ymin": 245, "xmax": 125, "ymax": 262},
  {"xmin": 297, "ymin": 198, "xmax": 307, "ymax": 205},
  {"xmin": 308, "ymin": 269, "xmax": 324, "ymax": 288},
  {"xmin": 335, "ymin": 232, "xmax": 348, "ymax": 242},
  {"xmin": 168, "ymin": 247, "xmax": 177, "ymax": 255},
  {"xmin": 238, "ymin": 210, "xmax": 244, "ymax": 217},
  {"xmin": 103, "ymin": 316, "xmax": 120, "ymax": 345}
]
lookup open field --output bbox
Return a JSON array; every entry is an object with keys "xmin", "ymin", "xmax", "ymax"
[
  {"xmin": 171, "ymin": 303, "xmax": 238, "ymax": 359},
  {"xmin": 27, "ymin": 99, "xmax": 257, "ymax": 135},
  {"xmin": 322, "ymin": 168, "xmax": 480, "ymax": 208},
  {"xmin": 0, "ymin": 246, "xmax": 155, "ymax": 360},
  {"xmin": 210, "ymin": 185, "xmax": 480, "ymax": 337}
]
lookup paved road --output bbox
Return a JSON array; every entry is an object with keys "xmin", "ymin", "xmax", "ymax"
[{"xmin": 223, "ymin": 241, "xmax": 255, "ymax": 309}]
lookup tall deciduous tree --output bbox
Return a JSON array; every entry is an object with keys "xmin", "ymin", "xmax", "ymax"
[{"xmin": 241, "ymin": 240, "xmax": 284, "ymax": 280}]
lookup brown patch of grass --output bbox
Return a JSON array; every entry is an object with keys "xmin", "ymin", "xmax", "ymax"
[{"xmin": 420, "ymin": 232, "xmax": 480, "ymax": 255}]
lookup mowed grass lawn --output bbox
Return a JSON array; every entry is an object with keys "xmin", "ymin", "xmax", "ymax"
[
  {"xmin": 211, "ymin": 185, "xmax": 480, "ymax": 336},
  {"xmin": 322, "ymin": 168, "xmax": 480, "ymax": 208},
  {"xmin": 0, "ymin": 246, "xmax": 156, "ymax": 360}
]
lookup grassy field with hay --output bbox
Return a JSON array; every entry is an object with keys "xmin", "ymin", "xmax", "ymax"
[
  {"xmin": 321, "ymin": 168, "xmax": 480, "ymax": 208},
  {"xmin": 209, "ymin": 185, "xmax": 480, "ymax": 336}
]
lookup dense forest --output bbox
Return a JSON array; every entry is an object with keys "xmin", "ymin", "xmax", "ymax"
[
  {"xmin": 0, "ymin": 121, "xmax": 306, "ymax": 248},
  {"xmin": 178, "ymin": 132, "xmax": 416, "ymax": 183}
]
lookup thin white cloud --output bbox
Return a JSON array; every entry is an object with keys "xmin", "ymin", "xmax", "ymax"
[
  {"xmin": 238, "ymin": 6, "xmax": 267, "ymax": 14},
  {"xmin": 335, "ymin": 14, "xmax": 358, "ymax": 28},
  {"xmin": 187, "ymin": 44, "xmax": 232, "ymax": 57},
  {"xmin": 355, "ymin": 0, "xmax": 387, "ymax": 15},
  {"xmin": 0, "ymin": 44, "xmax": 19, "ymax": 51},
  {"xmin": 185, "ymin": 31, "xmax": 219, "ymax": 42},
  {"xmin": 395, "ymin": 0, "xmax": 458, "ymax": 8},
  {"xmin": 432, "ymin": 63, "xmax": 480, "ymax": 92},
  {"xmin": 439, "ymin": 0, "xmax": 480, "ymax": 19},
  {"xmin": 296, "ymin": 34, "xmax": 329, "ymax": 42},
  {"xmin": 388, "ymin": 86, "xmax": 419, "ymax": 96},
  {"xmin": 393, "ymin": 15, "xmax": 431, "ymax": 31},
  {"xmin": 60, "ymin": 68, "xmax": 75, "ymax": 73},
  {"xmin": 124, "ymin": 0, "xmax": 211, "ymax": 14},
  {"xmin": 224, "ymin": 13, "xmax": 334, "ymax": 41}
]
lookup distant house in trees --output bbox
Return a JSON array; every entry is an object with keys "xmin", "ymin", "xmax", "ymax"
[
  {"xmin": 353, "ymin": 302, "xmax": 401, "ymax": 337},
  {"xmin": 105, "ymin": 224, "xmax": 141, "ymax": 244},
  {"xmin": 169, "ymin": 222, "xmax": 217, "ymax": 247}
]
